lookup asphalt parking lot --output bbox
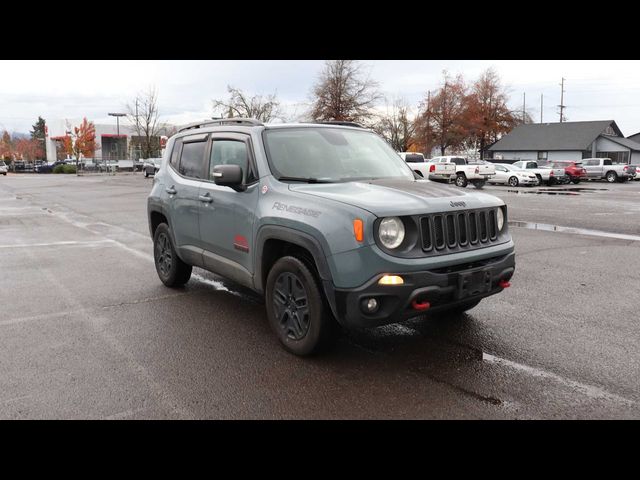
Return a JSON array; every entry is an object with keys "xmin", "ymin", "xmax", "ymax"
[{"xmin": 1, "ymin": 173, "xmax": 639, "ymax": 419}]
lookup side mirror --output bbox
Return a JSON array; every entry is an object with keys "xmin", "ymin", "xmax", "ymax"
[{"xmin": 212, "ymin": 164, "xmax": 244, "ymax": 191}]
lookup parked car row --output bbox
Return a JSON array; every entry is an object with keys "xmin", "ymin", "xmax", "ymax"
[{"xmin": 398, "ymin": 153, "xmax": 638, "ymax": 188}]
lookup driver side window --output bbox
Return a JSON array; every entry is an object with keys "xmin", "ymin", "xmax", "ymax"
[{"xmin": 209, "ymin": 140, "xmax": 254, "ymax": 183}]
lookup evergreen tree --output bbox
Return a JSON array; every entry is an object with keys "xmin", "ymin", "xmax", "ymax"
[{"xmin": 30, "ymin": 116, "xmax": 46, "ymax": 141}]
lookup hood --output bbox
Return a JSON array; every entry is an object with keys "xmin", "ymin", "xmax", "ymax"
[{"xmin": 289, "ymin": 178, "xmax": 503, "ymax": 217}]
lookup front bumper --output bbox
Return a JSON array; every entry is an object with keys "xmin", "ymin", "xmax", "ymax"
[{"xmin": 330, "ymin": 251, "xmax": 515, "ymax": 329}]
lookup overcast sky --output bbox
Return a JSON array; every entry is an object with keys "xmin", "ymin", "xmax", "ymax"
[{"xmin": 2, "ymin": 60, "xmax": 640, "ymax": 136}]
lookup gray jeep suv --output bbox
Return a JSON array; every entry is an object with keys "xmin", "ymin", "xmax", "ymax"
[{"xmin": 147, "ymin": 118, "xmax": 515, "ymax": 355}]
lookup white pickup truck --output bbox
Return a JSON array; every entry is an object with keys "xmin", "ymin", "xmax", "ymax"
[
  {"xmin": 397, "ymin": 152, "xmax": 456, "ymax": 181},
  {"xmin": 512, "ymin": 160, "xmax": 567, "ymax": 186},
  {"xmin": 581, "ymin": 158, "xmax": 637, "ymax": 183},
  {"xmin": 428, "ymin": 156, "xmax": 496, "ymax": 188}
]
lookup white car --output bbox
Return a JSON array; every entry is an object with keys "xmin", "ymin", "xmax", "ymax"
[
  {"xmin": 0, "ymin": 160, "xmax": 7, "ymax": 175},
  {"xmin": 490, "ymin": 163, "xmax": 539, "ymax": 187}
]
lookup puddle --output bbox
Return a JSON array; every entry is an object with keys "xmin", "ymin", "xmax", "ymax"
[
  {"xmin": 506, "ymin": 187, "xmax": 608, "ymax": 196},
  {"xmin": 509, "ymin": 221, "xmax": 640, "ymax": 242}
]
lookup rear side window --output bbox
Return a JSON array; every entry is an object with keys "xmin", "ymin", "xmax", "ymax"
[
  {"xmin": 170, "ymin": 139, "xmax": 182, "ymax": 169},
  {"xmin": 404, "ymin": 154, "xmax": 424, "ymax": 163},
  {"xmin": 603, "ymin": 159, "xmax": 612, "ymax": 165},
  {"xmin": 452, "ymin": 158, "xmax": 465, "ymax": 165},
  {"xmin": 179, "ymin": 140, "xmax": 206, "ymax": 179}
]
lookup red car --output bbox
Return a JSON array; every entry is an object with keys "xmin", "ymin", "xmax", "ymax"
[{"xmin": 549, "ymin": 161, "xmax": 588, "ymax": 184}]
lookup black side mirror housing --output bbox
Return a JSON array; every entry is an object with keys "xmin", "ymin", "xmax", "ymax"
[{"xmin": 212, "ymin": 164, "xmax": 244, "ymax": 191}]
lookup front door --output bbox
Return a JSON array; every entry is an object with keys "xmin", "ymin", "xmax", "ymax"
[{"xmin": 198, "ymin": 133, "xmax": 260, "ymax": 286}]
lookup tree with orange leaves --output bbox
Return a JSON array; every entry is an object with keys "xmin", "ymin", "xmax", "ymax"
[
  {"xmin": 14, "ymin": 138, "xmax": 44, "ymax": 161},
  {"xmin": 463, "ymin": 68, "xmax": 520, "ymax": 159},
  {"xmin": 67, "ymin": 118, "xmax": 97, "ymax": 166}
]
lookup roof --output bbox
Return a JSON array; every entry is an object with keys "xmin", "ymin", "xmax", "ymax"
[
  {"xmin": 628, "ymin": 132, "xmax": 640, "ymax": 141},
  {"xmin": 600, "ymin": 135, "xmax": 640, "ymax": 151},
  {"xmin": 488, "ymin": 120, "xmax": 620, "ymax": 151}
]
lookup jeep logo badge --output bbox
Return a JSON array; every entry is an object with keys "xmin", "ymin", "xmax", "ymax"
[{"xmin": 450, "ymin": 201, "xmax": 466, "ymax": 208}]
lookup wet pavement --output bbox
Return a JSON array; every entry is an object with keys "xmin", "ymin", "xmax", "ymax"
[{"xmin": 0, "ymin": 174, "xmax": 639, "ymax": 419}]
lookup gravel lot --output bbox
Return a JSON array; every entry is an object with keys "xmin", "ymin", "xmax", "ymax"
[{"xmin": 1, "ymin": 173, "xmax": 639, "ymax": 419}]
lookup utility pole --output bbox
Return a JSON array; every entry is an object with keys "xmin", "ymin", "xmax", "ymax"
[
  {"xmin": 558, "ymin": 77, "xmax": 566, "ymax": 123},
  {"xmin": 540, "ymin": 94, "xmax": 544, "ymax": 123},
  {"xmin": 426, "ymin": 90, "xmax": 431, "ymax": 158},
  {"xmin": 522, "ymin": 92, "xmax": 526, "ymax": 123}
]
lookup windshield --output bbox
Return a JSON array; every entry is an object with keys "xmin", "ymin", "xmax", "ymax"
[{"xmin": 263, "ymin": 127, "xmax": 415, "ymax": 182}]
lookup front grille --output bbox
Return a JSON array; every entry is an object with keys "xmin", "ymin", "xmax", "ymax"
[{"xmin": 420, "ymin": 208, "xmax": 500, "ymax": 254}]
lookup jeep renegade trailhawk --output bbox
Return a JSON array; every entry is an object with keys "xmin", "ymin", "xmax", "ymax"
[{"xmin": 147, "ymin": 118, "xmax": 515, "ymax": 355}]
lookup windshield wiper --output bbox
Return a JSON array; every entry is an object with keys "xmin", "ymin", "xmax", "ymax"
[{"xmin": 277, "ymin": 176, "xmax": 334, "ymax": 184}]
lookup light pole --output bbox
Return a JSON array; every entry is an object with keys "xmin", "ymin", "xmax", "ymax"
[{"xmin": 108, "ymin": 112, "xmax": 126, "ymax": 173}]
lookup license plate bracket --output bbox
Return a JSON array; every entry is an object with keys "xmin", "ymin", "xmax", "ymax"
[{"xmin": 456, "ymin": 269, "xmax": 492, "ymax": 300}]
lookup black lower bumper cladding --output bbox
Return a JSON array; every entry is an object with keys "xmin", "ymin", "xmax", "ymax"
[{"xmin": 332, "ymin": 252, "xmax": 515, "ymax": 329}]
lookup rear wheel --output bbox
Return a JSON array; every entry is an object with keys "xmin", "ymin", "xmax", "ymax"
[
  {"xmin": 571, "ymin": 177, "xmax": 581, "ymax": 184},
  {"xmin": 508, "ymin": 176, "xmax": 519, "ymax": 187},
  {"xmin": 534, "ymin": 174, "xmax": 542, "ymax": 186},
  {"xmin": 153, "ymin": 223, "xmax": 192, "ymax": 287},
  {"xmin": 145, "ymin": 170, "xmax": 149, "ymax": 178},
  {"xmin": 455, "ymin": 173, "xmax": 468, "ymax": 188},
  {"xmin": 265, "ymin": 256, "xmax": 335, "ymax": 356},
  {"xmin": 606, "ymin": 171, "xmax": 617, "ymax": 183}
]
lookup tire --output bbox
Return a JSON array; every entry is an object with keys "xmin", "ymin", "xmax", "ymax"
[
  {"xmin": 535, "ymin": 174, "xmax": 542, "ymax": 186},
  {"xmin": 606, "ymin": 171, "xmax": 617, "ymax": 183},
  {"xmin": 153, "ymin": 223, "xmax": 192, "ymax": 287},
  {"xmin": 455, "ymin": 173, "xmax": 468, "ymax": 188},
  {"xmin": 508, "ymin": 176, "xmax": 519, "ymax": 187},
  {"xmin": 265, "ymin": 256, "xmax": 334, "ymax": 356},
  {"xmin": 471, "ymin": 180, "xmax": 486, "ymax": 189},
  {"xmin": 145, "ymin": 170, "xmax": 149, "ymax": 178},
  {"xmin": 572, "ymin": 178, "xmax": 581, "ymax": 184}
]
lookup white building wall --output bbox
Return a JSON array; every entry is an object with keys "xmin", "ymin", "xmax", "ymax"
[
  {"xmin": 491, "ymin": 151, "xmax": 538, "ymax": 161},
  {"xmin": 547, "ymin": 151, "xmax": 583, "ymax": 161},
  {"xmin": 596, "ymin": 136, "xmax": 629, "ymax": 152}
]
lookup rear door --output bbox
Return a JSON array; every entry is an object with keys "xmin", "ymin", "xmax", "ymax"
[
  {"xmin": 165, "ymin": 134, "xmax": 208, "ymax": 265},
  {"xmin": 583, "ymin": 159, "xmax": 599, "ymax": 178},
  {"xmin": 198, "ymin": 132, "xmax": 260, "ymax": 284}
]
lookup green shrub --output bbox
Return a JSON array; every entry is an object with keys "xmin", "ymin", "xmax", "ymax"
[
  {"xmin": 63, "ymin": 164, "xmax": 77, "ymax": 174},
  {"xmin": 53, "ymin": 165, "xmax": 65, "ymax": 174}
]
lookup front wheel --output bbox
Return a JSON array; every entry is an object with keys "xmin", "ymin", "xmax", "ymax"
[
  {"xmin": 153, "ymin": 223, "xmax": 192, "ymax": 287},
  {"xmin": 265, "ymin": 256, "xmax": 335, "ymax": 356},
  {"xmin": 571, "ymin": 178, "xmax": 581, "ymax": 184},
  {"xmin": 455, "ymin": 173, "xmax": 468, "ymax": 188},
  {"xmin": 508, "ymin": 176, "xmax": 519, "ymax": 187}
]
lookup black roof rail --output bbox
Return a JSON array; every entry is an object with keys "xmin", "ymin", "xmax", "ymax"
[
  {"xmin": 178, "ymin": 117, "xmax": 264, "ymax": 132},
  {"xmin": 313, "ymin": 121, "xmax": 365, "ymax": 128}
]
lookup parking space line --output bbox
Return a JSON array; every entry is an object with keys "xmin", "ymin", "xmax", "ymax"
[
  {"xmin": 482, "ymin": 353, "xmax": 637, "ymax": 407},
  {"xmin": 0, "ymin": 240, "xmax": 115, "ymax": 249}
]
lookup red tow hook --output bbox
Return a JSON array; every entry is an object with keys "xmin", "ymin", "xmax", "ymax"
[
  {"xmin": 411, "ymin": 299, "xmax": 431, "ymax": 311},
  {"xmin": 499, "ymin": 279, "xmax": 511, "ymax": 288}
]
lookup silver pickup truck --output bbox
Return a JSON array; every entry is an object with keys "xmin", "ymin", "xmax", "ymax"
[{"xmin": 581, "ymin": 158, "xmax": 637, "ymax": 183}]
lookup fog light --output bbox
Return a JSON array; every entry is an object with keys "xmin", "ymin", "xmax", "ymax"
[
  {"xmin": 378, "ymin": 275, "xmax": 404, "ymax": 285},
  {"xmin": 361, "ymin": 298, "xmax": 379, "ymax": 313}
]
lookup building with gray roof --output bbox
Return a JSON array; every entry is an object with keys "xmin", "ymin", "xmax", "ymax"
[{"xmin": 487, "ymin": 120, "xmax": 640, "ymax": 164}]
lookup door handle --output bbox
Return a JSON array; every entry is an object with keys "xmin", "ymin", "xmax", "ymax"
[
  {"xmin": 166, "ymin": 186, "xmax": 177, "ymax": 195},
  {"xmin": 199, "ymin": 193, "xmax": 213, "ymax": 203}
]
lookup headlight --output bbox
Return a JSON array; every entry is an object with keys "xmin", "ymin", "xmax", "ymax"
[
  {"xmin": 496, "ymin": 208, "xmax": 505, "ymax": 231},
  {"xmin": 378, "ymin": 217, "xmax": 405, "ymax": 249}
]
